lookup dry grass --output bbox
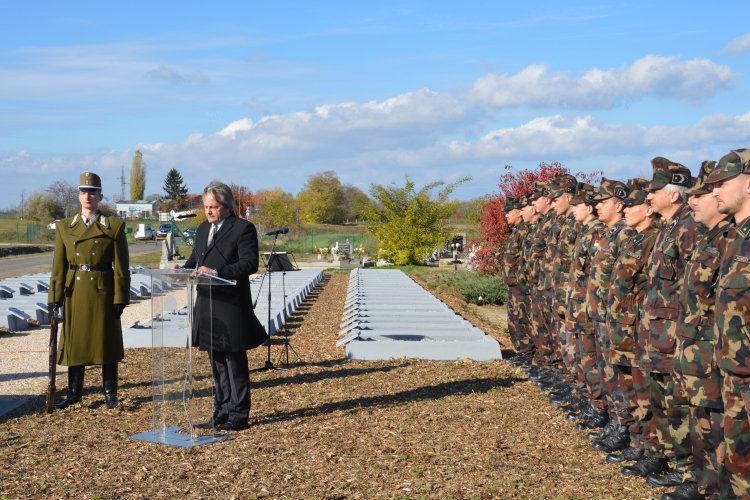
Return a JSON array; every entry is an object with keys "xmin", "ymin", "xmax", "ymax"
[{"xmin": 0, "ymin": 271, "xmax": 663, "ymax": 499}]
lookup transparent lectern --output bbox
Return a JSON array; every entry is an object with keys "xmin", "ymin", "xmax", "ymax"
[{"xmin": 127, "ymin": 269, "xmax": 236, "ymax": 447}]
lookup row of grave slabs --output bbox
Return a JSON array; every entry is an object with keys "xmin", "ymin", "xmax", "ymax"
[{"xmin": 337, "ymin": 269, "xmax": 503, "ymax": 361}]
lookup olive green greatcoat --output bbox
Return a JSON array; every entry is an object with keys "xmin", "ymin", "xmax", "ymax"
[{"xmin": 48, "ymin": 212, "xmax": 130, "ymax": 366}]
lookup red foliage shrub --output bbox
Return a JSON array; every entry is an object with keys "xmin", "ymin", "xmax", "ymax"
[{"xmin": 469, "ymin": 162, "xmax": 602, "ymax": 275}]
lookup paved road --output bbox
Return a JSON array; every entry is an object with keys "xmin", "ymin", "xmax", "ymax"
[{"xmin": 0, "ymin": 244, "xmax": 160, "ymax": 280}]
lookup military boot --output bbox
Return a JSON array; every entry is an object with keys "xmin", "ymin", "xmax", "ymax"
[
  {"xmin": 606, "ymin": 446, "xmax": 644, "ymax": 464},
  {"xmin": 511, "ymin": 356, "xmax": 531, "ymax": 368},
  {"xmin": 646, "ymin": 471, "xmax": 684, "ymax": 488},
  {"xmin": 587, "ymin": 419, "xmax": 616, "ymax": 441},
  {"xmin": 592, "ymin": 424, "xmax": 630, "ymax": 452},
  {"xmin": 55, "ymin": 365, "xmax": 85, "ymax": 409},
  {"xmin": 567, "ymin": 402, "xmax": 595, "ymax": 422},
  {"xmin": 503, "ymin": 352, "xmax": 518, "ymax": 364},
  {"xmin": 661, "ymin": 483, "xmax": 705, "ymax": 500},
  {"xmin": 102, "ymin": 363, "xmax": 120, "ymax": 410},
  {"xmin": 557, "ymin": 398, "xmax": 586, "ymax": 413},
  {"xmin": 576, "ymin": 408, "xmax": 609, "ymax": 430},
  {"xmin": 621, "ymin": 455, "xmax": 669, "ymax": 477}
]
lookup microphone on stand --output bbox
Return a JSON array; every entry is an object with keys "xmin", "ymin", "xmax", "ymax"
[
  {"xmin": 175, "ymin": 213, "xmax": 197, "ymax": 219},
  {"xmin": 266, "ymin": 227, "xmax": 289, "ymax": 236}
]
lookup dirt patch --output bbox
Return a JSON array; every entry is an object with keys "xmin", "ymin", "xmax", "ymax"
[{"xmin": 0, "ymin": 244, "xmax": 54, "ymax": 259}]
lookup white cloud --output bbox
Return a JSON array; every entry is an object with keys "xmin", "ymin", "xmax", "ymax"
[
  {"xmin": 720, "ymin": 33, "xmax": 750, "ymax": 56},
  {"xmin": 147, "ymin": 66, "xmax": 209, "ymax": 85},
  {"xmin": 469, "ymin": 55, "xmax": 740, "ymax": 109}
]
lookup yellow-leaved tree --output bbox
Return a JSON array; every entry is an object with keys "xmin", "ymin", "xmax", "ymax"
[
  {"xmin": 129, "ymin": 150, "xmax": 147, "ymax": 200},
  {"xmin": 296, "ymin": 171, "xmax": 345, "ymax": 224},
  {"xmin": 360, "ymin": 174, "xmax": 471, "ymax": 265}
]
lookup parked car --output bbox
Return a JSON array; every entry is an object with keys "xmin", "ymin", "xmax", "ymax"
[
  {"xmin": 182, "ymin": 226, "xmax": 197, "ymax": 247},
  {"xmin": 156, "ymin": 223, "xmax": 181, "ymax": 237},
  {"xmin": 134, "ymin": 224, "xmax": 157, "ymax": 240},
  {"xmin": 47, "ymin": 220, "xmax": 61, "ymax": 230}
]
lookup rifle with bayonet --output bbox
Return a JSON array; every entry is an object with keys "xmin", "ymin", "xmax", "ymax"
[{"xmin": 46, "ymin": 254, "xmax": 58, "ymax": 414}]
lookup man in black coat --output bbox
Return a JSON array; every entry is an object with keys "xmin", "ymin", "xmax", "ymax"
[{"xmin": 174, "ymin": 179, "xmax": 267, "ymax": 431}]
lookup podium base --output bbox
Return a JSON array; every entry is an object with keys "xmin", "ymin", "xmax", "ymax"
[{"xmin": 128, "ymin": 426, "xmax": 236, "ymax": 448}]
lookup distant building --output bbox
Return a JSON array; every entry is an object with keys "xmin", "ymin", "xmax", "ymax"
[{"xmin": 115, "ymin": 200, "xmax": 155, "ymax": 219}]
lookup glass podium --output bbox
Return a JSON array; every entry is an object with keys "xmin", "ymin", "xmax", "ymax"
[{"xmin": 127, "ymin": 269, "xmax": 237, "ymax": 448}]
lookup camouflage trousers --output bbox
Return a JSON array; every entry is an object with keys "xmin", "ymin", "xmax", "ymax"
[
  {"xmin": 594, "ymin": 321, "xmax": 624, "ymax": 418},
  {"xmin": 645, "ymin": 372, "xmax": 693, "ymax": 472},
  {"xmin": 529, "ymin": 285, "xmax": 557, "ymax": 365},
  {"xmin": 577, "ymin": 332, "xmax": 605, "ymax": 409},
  {"xmin": 620, "ymin": 364, "xmax": 650, "ymax": 449},
  {"xmin": 508, "ymin": 286, "xmax": 535, "ymax": 358},
  {"xmin": 687, "ymin": 406, "xmax": 729, "ymax": 499},
  {"xmin": 721, "ymin": 374, "xmax": 750, "ymax": 500}
]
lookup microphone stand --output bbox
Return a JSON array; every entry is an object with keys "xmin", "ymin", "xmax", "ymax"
[{"xmin": 251, "ymin": 231, "xmax": 280, "ymax": 371}]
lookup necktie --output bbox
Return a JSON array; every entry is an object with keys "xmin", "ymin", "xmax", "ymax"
[{"xmin": 208, "ymin": 224, "xmax": 217, "ymax": 246}]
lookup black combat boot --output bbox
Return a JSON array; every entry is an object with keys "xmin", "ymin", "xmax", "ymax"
[
  {"xmin": 646, "ymin": 471, "xmax": 684, "ymax": 488},
  {"xmin": 606, "ymin": 446, "xmax": 644, "ymax": 464},
  {"xmin": 558, "ymin": 397, "xmax": 586, "ymax": 413},
  {"xmin": 511, "ymin": 356, "xmax": 531, "ymax": 368},
  {"xmin": 587, "ymin": 419, "xmax": 616, "ymax": 441},
  {"xmin": 503, "ymin": 352, "xmax": 518, "ymax": 364},
  {"xmin": 55, "ymin": 365, "xmax": 85, "ymax": 409},
  {"xmin": 621, "ymin": 455, "xmax": 669, "ymax": 477},
  {"xmin": 661, "ymin": 483, "xmax": 705, "ymax": 500},
  {"xmin": 592, "ymin": 424, "xmax": 630, "ymax": 452},
  {"xmin": 549, "ymin": 391, "xmax": 577, "ymax": 405},
  {"xmin": 576, "ymin": 409, "xmax": 609, "ymax": 430},
  {"xmin": 102, "ymin": 363, "xmax": 120, "ymax": 409},
  {"xmin": 567, "ymin": 402, "xmax": 595, "ymax": 422}
]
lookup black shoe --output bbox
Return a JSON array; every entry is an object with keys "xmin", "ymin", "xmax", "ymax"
[
  {"xmin": 587, "ymin": 419, "xmax": 616, "ymax": 441},
  {"xmin": 661, "ymin": 483, "xmax": 705, "ymax": 500},
  {"xmin": 55, "ymin": 365, "xmax": 85, "ymax": 410},
  {"xmin": 621, "ymin": 455, "xmax": 669, "ymax": 477},
  {"xmin": 503, "ymin": 352, "xmax": 519, "ymax": 364},
  {"xmin": 606, "ymin": 446, "xmax": 644, "ymax": 464},
  {"xmin": 102, "ymin": 363, "xmax": 120, "ymax": 410},
  {"xmin": 592, "ymin": 425, "xmax": 630, "ymax": 453},
  {"xmin": 558, "ymin": 398, "xmax": 586, "ymax": 413},
  {"xmin": 512, "ymin": 356, "xmax": 533, "ymax": 368},
  {"xmin": 195, "ymin": 412, "xmax": 229, "ymax": 430},
  {"xmin": 549, "ymin": 392, "xmax": 577, "ymax": 405},
  {"xmin": 576, "ymin": 410, "xmax": 609, "ymax": 430},
  {"xmin": 216, "ymin": 419, "xmax": 249, "ymax": 432},
  {"xmin": 646, "ymin": 471, "xmax": 684, "ymax": 488}
]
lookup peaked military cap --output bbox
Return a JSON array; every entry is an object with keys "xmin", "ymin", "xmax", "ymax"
[
  {"xmin": 647, "ymin": 157, "xmax": 692, "ymax": 191},
  {"xmin": 569, "ymin": 183, "xmax": 594, "ymax": 206},
  {"xmin": 503, "ymin": 195, "xmax": 518, "ymax": 211},
  {"xmin": 705, "ymin": 149, "xmax": 750, "ymax": 184},
  {"xmin": 592, "ymin": 177, "xmax": 630, "ymax": 201},
  {"xmin": 686, "ymin": 161, "xmax": 718, "ymax": 196},
  {"xmin": 621, "ymin": 178, "xmax": 650, "ymax": 206},
  {"xmin": 550, "ymin": 174, "xmax": 578, "ymax": 198},
  {"xmin": 529, "ymin": 181, "xmax": 551, "ymax": 200},
  {"xmin": 78, "ymin": 172, "xmax": 102, "ymax": 190}
]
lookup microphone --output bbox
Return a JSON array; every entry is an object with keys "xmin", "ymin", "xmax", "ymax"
[
  {"xmin": 175, "ymin": 213, "xmax": 197, "ymax": 219},
  {"xmin": 266, "ymin": 227, "xmax": 289, "ymax": 236}
]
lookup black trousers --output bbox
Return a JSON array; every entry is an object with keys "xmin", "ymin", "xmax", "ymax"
[{"xmin": 210, "ymin": 350, "xmax": 251, "ymax": 422}]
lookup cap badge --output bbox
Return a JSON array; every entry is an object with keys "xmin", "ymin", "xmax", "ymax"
[
  {"xmin": 615, "ymin": 188, "xmax": 627, "ymax": 198},
  {"xmin": 671, "ymin": 173, "xmax": 689, "ymax": 185}
]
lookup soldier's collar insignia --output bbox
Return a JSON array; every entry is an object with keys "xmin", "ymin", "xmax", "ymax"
[
  {"xmin": 668, "ymin": 220, "xmax": 677, "ymax": 232},
  {"xmin": 99, "ymin": 215, "xmax": 107, "ymax": 227},
  {"xmin": 632, "ymin": 234, "xmax": 644, "ymax": 244},
  {"xmin": 608, "ymin": 226, "xmax": 620, "ymax": 236},
  {"xmin": 567, "ymin": 214, "xmax": 575, "ymax": 221},
  {"xmin": 70, "ymin": 214, "xmax": 79, "ymax": 226},
  {"xmin": 739, "ymin": 219, "xmax": 750, "ymax": 240}
]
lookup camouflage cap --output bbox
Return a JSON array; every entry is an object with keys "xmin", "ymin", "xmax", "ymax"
[
  {"xmin": 517, "ymin": 195, "xmax": 532, "ymax": 209},
  {"xmin": 550, "ymin": 174, "xmax": 578, "ymax": 198},
  {"xmin": 569, "ymin": 183, "xmax": 595, "ymax": 206},
  {"xmin": 647, "ymin": 157, "xmax": 692, "ymax": 191},
  {"xmin": 621, "ymin": 178, "xmax": 650, "ymax": 206},
  {"xmin": 528, "ymin": 181, "xmax": 551, "ymax": 200},
  {"xmin": 704, "ymin": 149, "xmax": 750, "ymax": 184},
  {"xmin": 686, "ymin": 161, "xmax": 717, "ymax": 196},
  {"xmin": 503, "ymin": 195, "xmax": 518, "ymax": 211},
  {"xmin": 591, "ymin": 177, "xmax": 630, "ymax": 201},
  {"xmin": 78, "ymin": 172, "xmax": 102, "ymax": 190}
]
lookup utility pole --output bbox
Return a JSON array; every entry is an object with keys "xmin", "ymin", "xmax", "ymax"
[{"xmin": 118, "ymin": 166, "xmax": 129, "ymax": 202}]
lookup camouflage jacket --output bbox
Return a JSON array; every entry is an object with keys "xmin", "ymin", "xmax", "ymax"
[
  {"xmin": 503, "ymin": 222, "xmax": 528, "ymax": 287},
  {"xmin": 565, "ymin": 219, "xmax": 607, "ymax": 335},
  {"xmin": 541, "ymin": 212, "xmax": 566, "ymax": 292},
  {"xmin": 587, "ymin": 219, "xmax": 636, "ymax": 324},
  {"xmin": 530, "ymin": 210, "xmax": 557, "ymax": 290},
  {"xmin": 676, "ymin": 216, "xmax": 733, "ymax": 408},
  {"xmin": 640, "ymin": 204, "xmax": 705, "ymax": 373},
  {"xmin": 715, "ymin": 216, "xmax": 750, "ymax": 377},
  {"xmin": 552, "ymin": 215, "xmax": 581, "ymax": 317},
  {"xmin": 518, "ymin": 219, "xmax": 540, "ymax": 295}
]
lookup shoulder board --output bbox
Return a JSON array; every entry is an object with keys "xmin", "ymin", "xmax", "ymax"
[
  {"xmin": 632, "ymin": 233, "xmax": 644, "ymax": 245},
  {"xmin": 739, "ymin": 219, "xmax": 750, "ymax": 239},
  {"xmin": 735, "ymin": 255, "xmax": 750, "ymax": 264}
]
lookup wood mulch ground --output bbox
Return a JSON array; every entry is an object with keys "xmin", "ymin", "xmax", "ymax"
[{"xmin": 0, "ymin": 270, "xmax": 664, "ymax": 499}]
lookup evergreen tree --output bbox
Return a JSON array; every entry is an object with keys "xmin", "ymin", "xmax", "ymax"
[
  {"xmin": 130, "ymin": 150, "xmax": 147, "ymax": 200},
  {"xmin": 162, "ymin": 168, "xmax": 189, "ymax": 210}
]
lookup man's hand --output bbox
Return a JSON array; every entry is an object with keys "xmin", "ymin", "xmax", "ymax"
[
  {"xmin": 195, "ymin": 266, "xmax": 218, "ymax": 277},
  {"xmin": 47, "ymin": 302, "xmax": 62, "ymax": 316},
  {"xmin": 113, "ymin": 304, "xmax": 125, "ymax": 319},
  {"xmin": 170, "ymin": 264, "xmax": 182, "ymax": 269}
]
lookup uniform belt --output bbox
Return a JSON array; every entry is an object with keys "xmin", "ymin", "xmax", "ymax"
[{"xmin": 69, "ymin": 264, "xmax": 111, "ymax": 272}]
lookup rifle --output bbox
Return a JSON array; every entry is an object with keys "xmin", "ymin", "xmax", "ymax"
[{"xmin": 46, "ymin": 253, "xmax": 58, "ymax": 414}]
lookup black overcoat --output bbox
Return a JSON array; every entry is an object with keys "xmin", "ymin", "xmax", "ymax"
[{"xmin": 183, "ymin": 213, "xmax": 267, "ymax": 352}]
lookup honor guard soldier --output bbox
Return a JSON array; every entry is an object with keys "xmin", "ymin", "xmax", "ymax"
[
  {"xmin": 623, "ymin": 158, "xmax": 703, "ymax": 486},
  {"xmin": 48, "ymin": 172, "xmax": 130, "ymax": 410},
  {"xmin": 517, "ymin": 195, "xmax": 540, "ymax": 368},
  {"xmin": 704, "ymin": 149, "xmax": 750, "ymax": 500}
]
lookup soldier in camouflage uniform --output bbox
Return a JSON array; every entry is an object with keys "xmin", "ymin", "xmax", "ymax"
[
  {"xmin": 660, "ymin": 161, "xmax": 732, "ymax": 500},
  {"xmin": 564, "ymin": 184, "xmax": 609, "ymax": 425},
  {"xmin": 705, "ymin": 149, "xmax": 750, "ymax": 500},
  {"xmin": 623, "ymin": 158, "xmax": 702, "ymax": 487},
  {"xmin": 502, "ymin": 195, "xmax": 535, "ymax": 366},
  {"xmin": 605, "ymin": 179, "xmax": 660, "ymax": 466},
  {"xmin": 517, "ymin": 195, "xmax": 540, "ymax": 366}
]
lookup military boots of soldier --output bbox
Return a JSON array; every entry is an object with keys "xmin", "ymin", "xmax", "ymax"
[
  {"xmin": 660, "ymin": 483, "xmax": 705, "ymax": 500},
  {"xmin": 592, "ymin": 423, "xmax": 630, "ymax": 452},
  {"xmin": 646, "ymin": 471, "xmax": 684, "ymax": 488},
  {"xmin": 587, "ymin": 419, "xmax": 617, "ymax": 441},
  {"xmin": 621, "ymin": 455, "xmax": 669, "ymax": 477},
  {"xmin": 567, "ymin": 401, "xmax": 596, "ymax": 422},
  {"xmin": 510, "ymin": 356, "xmax": 532, "ymax": 368},
  {"xmin": 606, "ymin": 446, "xmax": 644, "ymax": 464},
  {"xmin": 558, "ymin": 397, "xmax": 587, "ymax": 413},
  {"xmin": 575, "ymin": 407, "xmax": 610, "ymax": 430},
  {"xmin": 54, "ymin": 365, "xmax": 85, "ymax": 409},
  {"xmin": 102, "ymin": 363, "xmax": 120, "ymax": 409}
]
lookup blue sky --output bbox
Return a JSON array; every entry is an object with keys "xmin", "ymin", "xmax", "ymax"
[{"xmin": 2, "ymin": 1, "xmax": 750, "ymax": 205}]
